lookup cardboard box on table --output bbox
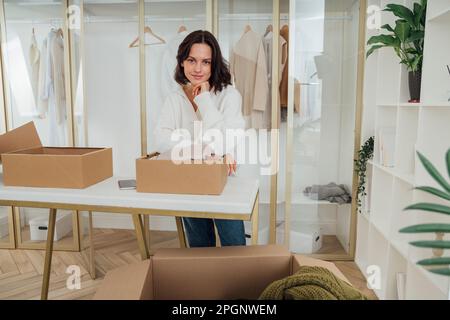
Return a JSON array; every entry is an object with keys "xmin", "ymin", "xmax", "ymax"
[
  {"xmin": 136, "ymin": 151, "xmax": 228, "ymax": 195},
  {"xmin": 93, "ymin": 245, "xmax": 350, "ymax": 300},
  {"xmin": 0, "ymin": 122, "xmax": 113, "ymax": 189}
]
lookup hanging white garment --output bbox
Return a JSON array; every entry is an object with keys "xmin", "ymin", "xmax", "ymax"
[
  {"xmin": 42, "ymin": 31, "xmax": 54, "ymax": 101},
  {"xmin": 160, "ymin": 30, "xmax": 188, "ymax": 98},
  {"xmin": 37, "ymin": 38, "xmax": 48, "ymax": 117},
  {"xmin": 50, "ymin": 30, "xmax": 66, "ymax": 125},
  {"xmin": 47, "ymin": 88, "xmax": 67, "ymax": 146},
  {"xmin": 29, "ymin": 33, "xmax": 40, "ymax": 109},
  {"xmin": 42, "ymin": 30, "xmax": 67, "ymax": 146}
]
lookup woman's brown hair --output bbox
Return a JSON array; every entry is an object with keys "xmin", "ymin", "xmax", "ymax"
[{"xmin": 175, "ymin": 30, "xmax": 232, "ymax": 93}]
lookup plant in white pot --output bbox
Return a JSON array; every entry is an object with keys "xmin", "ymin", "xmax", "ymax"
[{"xmin": 366, "ymin": 0, "xmax": 427, "ymax": 102}]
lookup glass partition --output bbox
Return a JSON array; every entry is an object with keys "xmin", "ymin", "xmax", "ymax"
[
  {"xmin": 217, "ymin": 0, "xmax": 284, "ymax": 245},
  {"xmin": 1, "ymin": 0, "xmax": 78, "ymax": 250},
  {"xmin": 285, "ymin": 0, "xmax": 361, "ymax": 256}
]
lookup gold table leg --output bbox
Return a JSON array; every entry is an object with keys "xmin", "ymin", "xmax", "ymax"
[
  {"xmin": 176, "ymin": 217, "xmax": 187, "ymax": 248},
  {"xmin": 41, "ymin": 208, "xmax": 57, "ymax": 300},
  {"xmin": 251, "ymin": 193, "xmax": 259, "ymax": 245},
  {"xmin": 143, "ymin": 215, "xmax": 151, "ymax": 250},
  {"xmin": 88, "ymin": 211, "xmax": 96, "ymax": 279},
  {"xmin": 132, "ymin": 214, "xmax": 149, "ymax": 260}
]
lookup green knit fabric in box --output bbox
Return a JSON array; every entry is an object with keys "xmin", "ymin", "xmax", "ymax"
[{"xmin": 259, "ymin": 266, "xmax": 368, "ymax": 300}]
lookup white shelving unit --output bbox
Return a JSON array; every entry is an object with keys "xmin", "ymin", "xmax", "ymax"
[{"xmin": 357, "ymin": 0, "xmax": 450, "ymax": 300}]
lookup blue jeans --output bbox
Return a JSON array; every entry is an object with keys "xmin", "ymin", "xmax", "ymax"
[{"xmin": 182, "ymin": 217, "xmax": 246, "ymax": 247}]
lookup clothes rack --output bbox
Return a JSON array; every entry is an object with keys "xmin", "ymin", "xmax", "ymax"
[{"xmin": 6, "ymin": 12, "xmax": 351, "ymax": 25}]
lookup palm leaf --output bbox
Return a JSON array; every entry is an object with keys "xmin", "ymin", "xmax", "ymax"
[
  {"xmin": 394, "ymin": 20, "xmax": 411, "ymax": 42},
  {"xmin": 409, "ymin": 240, "xmax": 450, "ymax": 249},
  {"xmin": 399, "ymin": 224, "xmax": 450, "ymax": 233},
  {"xmin": 407, "ymin": 30, "xmax": 425, "ymax": 43},
  {"xmin": 414, "ymin": 186, "xmax": 450, "ymax": 201},
  {"xmin": 446, "ymin": 149, "xmax": 450, "ymax": 179},
  {"xmin": 413, "ymin": 2, "xmax": 426, "ymax": 28},
  {"xmin": 380, "ymin": 24, "xmax": 394, "ymax": 32},
  {"xmin": 367, "ymin": 45, "xmax": 385, "ymax": 58},
  {"xmin": 416, "ymin": 151, "xmax": 450, "ymax": 193},
  {"xmin": 419, "ymin": 0, "xmax": 428, "ymax": 26},
  {"xmin": 367, "ymin": 34, "xmax": 398, "ymax": 46},
  {"xmin": 404, "ymin": 203, "xmax": 450, "ymax": 216},
  {"xmin": 428, "ymin": 268, "xmax": 450, "ymax": 276},
  {"xmin": 384, "ymin": 4, "xmax": 415, "ymax": 27},
  {"xmin": 404, "ymin": 48, "xmax": 420, "ymax": 55},
  {"xmin": 417, "ymin": 257, "xmax": 450, "ymax": 266}
]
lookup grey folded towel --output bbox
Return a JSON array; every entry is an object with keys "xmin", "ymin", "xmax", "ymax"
[{"xmin": 303, "ymin": 183, "xmax": 352, "ymax": 204}]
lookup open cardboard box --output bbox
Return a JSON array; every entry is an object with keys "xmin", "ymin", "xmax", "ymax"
[
  {"xmin": 93, "ymin": 245, "xmax": 350, "ymax": 300},
  {"xmin": 136, "ymin": 151, "xmax": 228, "ymax": 195},
  {"xmin": 0, "ymin": 122, "xmax": 113, "ymax": 189}
]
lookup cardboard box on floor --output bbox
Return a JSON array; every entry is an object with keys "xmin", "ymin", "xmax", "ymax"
[
  {"xmin": 0, "ymin": 121, "xmax": 113, "ymax": 189},
  {"xmin": 136, "ymin": 151, "xmax": 228, "ymax": 195},
  {"xmin": 93, "ymin": 245, "xmax": 350, "ymax": 300}
]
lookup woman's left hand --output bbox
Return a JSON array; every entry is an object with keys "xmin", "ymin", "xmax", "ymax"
[{"xmin": 192, "ymin": 82, "xmax": 210, "ymax": 97}]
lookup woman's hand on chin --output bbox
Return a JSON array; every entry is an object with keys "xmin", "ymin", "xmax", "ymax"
[{"xmin": 192, "ymin": 81, "xmax": 210, "ymax": 97}]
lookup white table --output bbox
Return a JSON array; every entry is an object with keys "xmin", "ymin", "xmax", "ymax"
[{"xmin": 0, "ymin": 175, "xmax": 259, "ymax": 300}]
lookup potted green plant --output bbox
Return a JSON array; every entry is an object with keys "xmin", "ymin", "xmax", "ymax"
[
  {"xmin": 400, "ymin": 149, "xmax": 450, "ymax": 276},
  {"xmin": 355, "ymin": 136, "xmax": 374, "ymax": 213},
  {"xmin": 366, "ymin": 0, "xmax": 427, "ymax": 102}
]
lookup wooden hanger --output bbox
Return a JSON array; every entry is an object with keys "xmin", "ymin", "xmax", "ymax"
[
  {"xmin": 264, "ymin": 24, "xmax": 273, "ymax": 37},
  {"xmin": 129, "ymin": 26, "xmax": 166, "ymax": 48},
  {"xmin": 178, "ymin": 25, "xmax": 187, "ymax": 33}
]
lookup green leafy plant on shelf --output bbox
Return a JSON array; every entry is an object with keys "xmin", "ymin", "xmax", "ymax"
[
  {"xmin": 355, "ymin": 136, "xmax": 374, "ymax": 214},
  {"xmin": 400, "ymin": 149, "xmax": 450, "ymax": 276},
  {"xmin": 366, "ymin": 0, "xmax": 427, "ymax": 101}
]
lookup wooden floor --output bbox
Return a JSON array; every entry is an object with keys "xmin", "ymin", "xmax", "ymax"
[
  {"xmin": 0, "ymin": 229, "xmax": 377, "ymax": 300},
  {"xmin": 316, "ymin": 235, "xmax": 347, "ymax": 255}
]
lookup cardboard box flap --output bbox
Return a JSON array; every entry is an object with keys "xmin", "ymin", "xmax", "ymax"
[
  {"xmin": 153, "ymin": 244, "xmax": 291, "ymax": 259},
  {"xmin": 152, "ymin": 245, "xmax": 292, "ymax": 300},
  {"xmin": 93, "ymin": 246, "xmax": 358, "ymax": 300},
  {"xmin": 93, "ymin": 259, "xmax": 153, "ymax": 300},
  {"xmin": 292, "ymin": 254, "xmax": 350, "ymax": 284},
  {"xmin": 0, "ymin": 122, "xmax": 42, "ymax": 159}
]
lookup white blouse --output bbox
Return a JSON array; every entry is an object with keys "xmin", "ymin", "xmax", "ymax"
[{"xmin": 153, "ymin": 84, "xmax": 245, "ymax": 157}]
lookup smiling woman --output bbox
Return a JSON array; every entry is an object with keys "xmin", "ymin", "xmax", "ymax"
[
  {"xmin": 174, "ymin": 30, "xmax": 232, "ymax": 93},
  {"xmin": 154, "ymin": 30, "xmax": 244, "ymax": 171},
  {"xmin": 153, "ymin": 30, "xmax": 246, "ymax": 248}
]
